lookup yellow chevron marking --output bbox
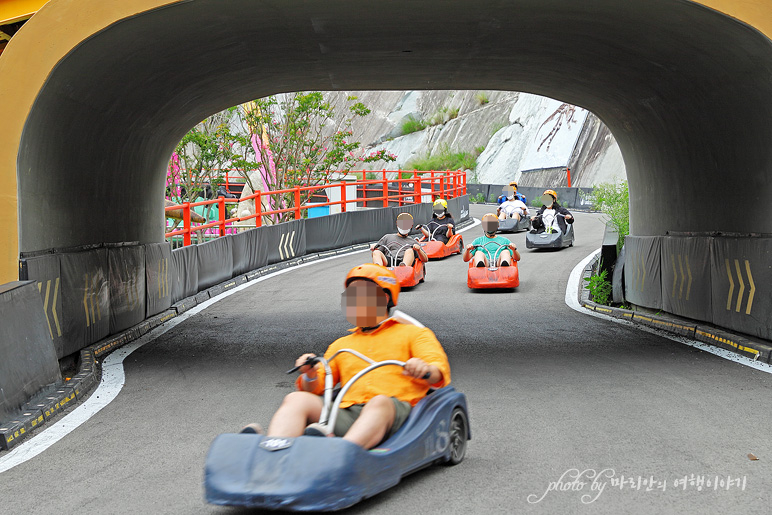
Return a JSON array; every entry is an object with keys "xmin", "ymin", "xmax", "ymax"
[
  {"xmin": 671, "ymin": 253, "xmax": 677, "ymax": 298},
  {"xmin": 685, "ymin": 255, "xmax": 692, "ymax": 301},
  {"xmin": 93, "ymin": 275, "xmax": 101, "ymax": 321},
  {"xmin": 678, "ymin": 254, "xmax": 685, "ymax": 300},
  {"xmin": 745, "ymin": 260, "xmax": 755, "ymax": 315},
  {"xmin": 52, "ymin": 277, "xmax": 61, "ymax": 336},
  {"xmin": 725, "ymin": 258, "xmax": 734, "ymax": 311},
  {"xmin": 734, "ymin": 259, "xmax": 744, "ymax": 313},
  {"xmin": 83, "ymin": 273, "xmax": 91, "ymax": 327},
  {"xmin": 43, "ymin": 279, "xmax": 52, "ymax": 339}
]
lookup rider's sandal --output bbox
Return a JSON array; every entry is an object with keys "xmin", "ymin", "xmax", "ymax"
[
  {"xmin": 303, "ymin": 423, "xmax": 332, "ymax": 437},
  {"xmin": 239, "ymin": 423, "xmax": 265, "ymax": 435}
]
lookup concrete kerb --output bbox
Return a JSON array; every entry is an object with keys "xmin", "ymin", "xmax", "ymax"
[
  {"xmin": 0, "ymin": 216, "xmax": 476, "ymax": 450},
  {"xmin": 579, "ymin": 254, "xmax": 772, "ymax": 364}
]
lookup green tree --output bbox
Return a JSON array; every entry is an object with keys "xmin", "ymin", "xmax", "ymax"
[{"xmin": 588, "ymin": 180, "xmax": 629, "ymax": 251}]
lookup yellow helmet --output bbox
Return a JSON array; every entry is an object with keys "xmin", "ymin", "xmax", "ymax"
[
  {"xmin": 543, "ymin": 189, "xmax": 557, "ymax": 200},
  {"xmin": 508, "ymin": 181, "xmax": 518, "ymax": 189},
  {"xmin": 345, "ymin": 264, "xmax": 400, "ymax": 308},
  {"xmin": 433, "ymin": 198, "xmax": 448, "ymax": 209}
]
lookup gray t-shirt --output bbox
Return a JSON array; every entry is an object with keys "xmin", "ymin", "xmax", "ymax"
[{"xmin": 375, "ymin": 233, "xmax": 418, "ymax": 263}]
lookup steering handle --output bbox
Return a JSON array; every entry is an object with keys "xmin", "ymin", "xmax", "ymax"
[{"xmin": 286, "ymin": 355, "xmax": 320, "ymax": 374}]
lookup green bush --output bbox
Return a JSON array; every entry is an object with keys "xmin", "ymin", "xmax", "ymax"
[
  {"xmin": 402, "ymin": 115, "xmax": 427, "ymax": 135},
  {"xmin": 406, "ymin": 145, "xmax": 476, "ymax": 171},
  {"xmin": 475, "ymin": 91, "xmax": 490, "ymax": 105},
  {"xmin": 585, "ymin": 268, "xmax": 612, "ymax": 306},
  {"xmin": 587, "ymin": 180, "xmax": 629, "ymax": 251},
  {"xmin": 470, "ymin": 193, "xmax": 486, "ymax": 203}
]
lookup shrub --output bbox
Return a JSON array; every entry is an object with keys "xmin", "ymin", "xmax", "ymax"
[
  {"xmin": 587, "ymin": 180, "xmax": 629, "ymax": 251},
  {"xmin": 470, "ymin": 193, "xmax": 486, "ymax": 203},
  {"xmin": 475, "ymin": 91, "xmax": 490, "ymax": 105},
  {"xmin": 585, "ymin": 268, "xmax": 613, "ymax": 306},
  {"xmin": 402, "ymin": 115, "xmax": 427, "ymax": 135},
  {"xmin": 406, "ymin": 145, "xmax": 477, "ymax": 171}
]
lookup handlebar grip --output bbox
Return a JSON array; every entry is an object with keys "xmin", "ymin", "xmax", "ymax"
[{"xmin": 286, "ymin": 356, "xmax": 320, "ymax": 374}]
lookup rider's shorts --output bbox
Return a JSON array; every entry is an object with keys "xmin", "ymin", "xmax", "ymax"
[{"xmin": 332, "ymin": 397, "xmax": 413, "ymax": 438}]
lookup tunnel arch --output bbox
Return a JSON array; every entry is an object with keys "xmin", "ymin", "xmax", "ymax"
[{"xmin": 2, "ymin": 0, "xmax": 772, "ymax": 282}]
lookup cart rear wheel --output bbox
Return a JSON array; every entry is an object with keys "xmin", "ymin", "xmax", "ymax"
[{"xmin": 445, "ymin": 407, "xmax": 468, "ymax": 465}]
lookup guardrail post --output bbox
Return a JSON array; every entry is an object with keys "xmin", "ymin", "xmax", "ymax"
[
  {"xmin": 255, "ymin": 192, "xmax": 262, "ymax": 227},
  {"xmin": 463, "ymin": 170, "xmax": 467, "ymax": 195},
  {"xmin": 398, "ymin": 175, "xmax": 403, "ymax": 206},
  {"xmin": 183, "ymin": 202, "xmax": 191, "ymax": 246},
  {"xmin": 382, "ymin": 173, "xmax": 388, "ymax": 208},
  {"xmin": 414, "ymin": 177, "xmax": 420, "ymax": 204},
  {"xmin": 294, "ymin": 187, "xmax": 302, "ymax": 220},
  {"xmin": 218, "ymin": 196, "xmax": 226, "ymax": 236},
  {"xmin": 341, "ymin": 182, "xmax": 347, "ymax": 213}
]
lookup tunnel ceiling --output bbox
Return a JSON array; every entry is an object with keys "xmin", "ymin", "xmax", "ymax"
[{"xmin": 16, "ymin": 0, "xmax": 772, "ymax": 252}]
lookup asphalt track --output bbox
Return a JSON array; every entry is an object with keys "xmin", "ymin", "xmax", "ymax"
[{"xmin": 2, "ymin": 205, "xmax": 772, "ymax": 514}]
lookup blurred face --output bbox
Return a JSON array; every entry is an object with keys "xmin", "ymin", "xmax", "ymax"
[
  {"xmin": 396, "ymin": 213, "xmax": 413, "ymax": 235},
  {"xmin": 433, "ymin": 206, "xmax": 445, "ymax": 217},
  {"xmin": 503, "ymin": 186, "xmax": 515, "ymax": 197},
  {"xmin": 341, "ymin": 280, "xmax": 390, "ymax": 327},
  {"xmin": 541, "ymin": 193, "xmax": 554, "ymax": 208},
  {"xmin": 482, "ymin": 216, "xmax": 499, "ymax": 234}
]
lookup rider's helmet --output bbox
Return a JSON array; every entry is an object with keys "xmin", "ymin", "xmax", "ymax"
[
  {"xmin": 345, "ymin": 264, "xmax": 400, "ymax": 309},
  {"xmin": 543, "ymin": 189, "xmax": 558, "ymax": 200},
  {"xmin": 482, "ymin": 213, "xmax": 499, "ymax": 235},
  {"xmin": 508, "ymin": 181, "xmax": 518, "ymax": 189},
  {"xmin": 433, "ymin": 198, "xmax": 448, "ymax": 217}
]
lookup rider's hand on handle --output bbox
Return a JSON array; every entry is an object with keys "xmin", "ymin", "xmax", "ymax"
[
  {"xmin": 565, "ymin": 214, "xmax": 573, "ymax": 220},
  {"xmin": 403, "ymin": 357, "xmax": 434, "ymax": 382},
  {"xmin": 295, "ymin": 353, "xmax": 318, "ymax": 379}
]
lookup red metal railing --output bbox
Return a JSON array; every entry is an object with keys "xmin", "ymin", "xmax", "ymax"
[{"xmin": 165, "ymin": 169, "xmax": 466, "ymax": 246}]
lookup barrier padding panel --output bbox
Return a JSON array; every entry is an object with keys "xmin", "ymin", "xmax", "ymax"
[
  {"xmin": 0, "ymin": 281, "xmax": 61, "ymax": 421},
  {"xmin": 305, "ymin": 212, "xmax": 353, "ymax": 254},
  {"xmin": 661, "ymin": 236, "xmax": 713, "ymax": 322},
  {"xmin": 196, "ymin": 236, "xmax": 234, "ymax": 291},
  {"xmin": 108, "ymin": 246, "xmax": 146, "ymax": 334},
  {"xmin": 171, "ymin": 245, "xmax": 198, "ymax": 303},
  {"xmin": 466, "ymin": 184, "xmax": 489, "ymax": 201},
  {"xmin": 19, "ymin": 254, "xmax": 66, "ymax": 357},
  {"xmin": 710, "ymin": 237, "xmax": 772, "ymax": 341},
  {"xmin": 577, "ymin": 188, "xmax": 595, "ymax": 209},
  {"xmin": 259, "ymin": 220, "xmax": 307, "ymax": 267},
  {"xmin": 231, "ymin": 228, "xmax": 269, "ymax": 277},
  {"xmin": 145, "ymin": 242, "xmax": 172, "ymax": 317},
  {"xmin": 347, "ymin": 208, "xmax": 395, "ymax": 245},
  {"xmin": 553, "ymin": 187, "xmax": 579, "ymax": 208},
  {"xmin": 518, "ymin": 187, "xmax": 542, "ymax": 205},
  {"xmin": 623, "ymin": 236, "xmax": 663, "ymax": 310},
  {"xmin": 612, "ymin": 245, "xmax": 626, "ymax": 304},
  {"xmin": 61, "ymin": 249, "xmax": 110, "ymax": 355}
]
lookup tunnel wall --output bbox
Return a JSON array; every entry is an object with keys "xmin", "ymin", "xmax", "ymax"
[
  {"xmin": 623, "ymin": 235, "xmax": 772, "ymax": 341},
  {"xmin": 17, "ymin": 199, "xmax": 469, "ymax": 361}
]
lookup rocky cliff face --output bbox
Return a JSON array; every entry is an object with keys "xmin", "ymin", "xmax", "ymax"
[{"xmin": 333, "ymin": 90, "xmax": 626, "ymax": 188}]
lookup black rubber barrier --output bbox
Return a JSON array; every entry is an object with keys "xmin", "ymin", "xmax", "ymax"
[
  {"xmin": 0, "ymin": 281, "xmax": 61, "ymax": 424},
  {"xmin": 171, "ymin": 244, "xmax": 198, "ymax": 303},
  {"xmin": 623, "ymin": 236, "xmax": 663, "ymax": 310},
  {"xmin": 661, "ymin": 236, "xmax": 712, "ymax": 322},
  {"xmin": 108, "ymin": 246, "xmax": 146, "ymax": 334},
  {"xmin": 60, "ymin": 249, "xmax": 111, "ymax": 356},
  {"xmin": 145, "ymin": 242, "xmax": 172, "ymax": 318},
  {"xmin": 261, "ymin": 220, "xmax": 307, "ymax": 267},
  {"xmin": 231, "ymin": 227, "xmax": 269, "ymax": 277},
  {"xmin": 347, "ymin": 208, "xmax": 395, "ymax": 245},
  {"xmin": 468, "ymin": 184, "xmax": 594, "ymax": 209},
  {"xmin": 710, "ymin": 237, "xmax": 772, "ymax": 341},
  {"xmin": 196, "ymin": 236, "xmax": 234, "ymax": 291},
  {"xmin": 305, "ymin": 212, "xmax": 353, "ymax": 254},
  {"xmin": 18, "ymin": 254, "xmax": 65, "ymax": 358}
]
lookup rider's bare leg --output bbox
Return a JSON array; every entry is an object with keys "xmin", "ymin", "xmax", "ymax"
[
  {"xmin": 473, "ymin": 250, "xmax": 488, "ymax": 267},
  {"xmin": 267, "ymin": 391, "xmax": 324, "ymax": 437},
  {"xmin": 498, "ymin": 249, "xmax": 513, "ymax": 266},
  {"xmin": 402, "ymin": 248, "xmax": 415, "ymax": 266},
  {"xmin": 372, "ymin": 249, "xmax": 388, "ymax": 266},
  {"xmin": 343, "ymin": 395, "xmax": 396, "ymax": 449}
]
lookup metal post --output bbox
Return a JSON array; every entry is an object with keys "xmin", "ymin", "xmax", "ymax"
[
  {"xmin": 183, "ymin": 202, "xmax": 191, "ymax": 246},
  {"xmin": 382, "ymin": 173, "xmax": 388, "ymax": 208},
  {"xmin": 294, "ymin": 187, "xmax": 302, "ymax": 220},
  {"xmin": 255, "ymin": 192, "xmax": 262, "ymax": 227},
  {"xmin": 218, "ymin": 197, "xmax": 226, "ymax": 236}
]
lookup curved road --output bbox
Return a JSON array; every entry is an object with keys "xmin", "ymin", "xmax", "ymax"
[{"xmin": 2, "ymin": 205, "xmax": 772, "ymax": 514}]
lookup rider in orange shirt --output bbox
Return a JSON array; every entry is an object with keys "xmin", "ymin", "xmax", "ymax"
[{"xmin": 242, "ymin": 264, "xmax": 450, "ymax": 449}]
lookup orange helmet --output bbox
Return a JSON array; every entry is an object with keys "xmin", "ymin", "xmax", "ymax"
[
  {"xmin": 345, "ymin": 264, "xmax": 400, "ymax": 308},
  {"xmin": 543, "ymin": 189, "xmax": 557, "ymax": 200},
  {"xmin": 508, "ymin": 181, "xmax": 518, "ymax": 189}
]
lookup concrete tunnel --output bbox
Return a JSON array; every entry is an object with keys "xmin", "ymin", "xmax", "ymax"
[{"xmin": 1, "ymin": 0, "xmax": 771, "ymax": 277}]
